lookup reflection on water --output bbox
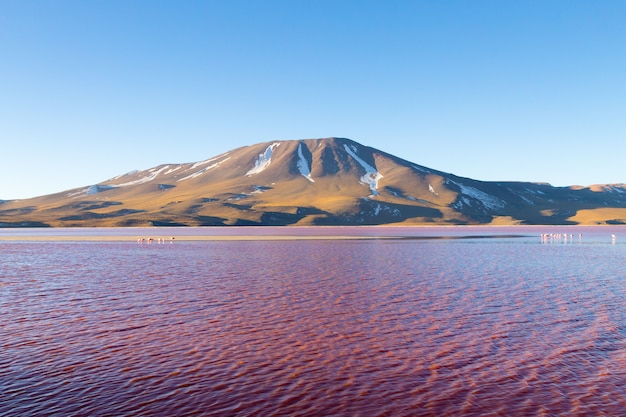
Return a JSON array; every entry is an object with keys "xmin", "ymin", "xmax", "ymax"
[{"xmin": 2, "ymin": 227, "xmax": 626, "ymax": 416}]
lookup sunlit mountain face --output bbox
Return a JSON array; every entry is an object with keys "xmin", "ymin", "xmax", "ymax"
[{"xmin": 1, "ymin": 137, "xmax": 626, "ymax": 227}]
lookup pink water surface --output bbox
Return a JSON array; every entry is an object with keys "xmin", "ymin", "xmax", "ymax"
[{"xmin": 2, "ymin": 227, "xmax": 626, "ymax": 416}]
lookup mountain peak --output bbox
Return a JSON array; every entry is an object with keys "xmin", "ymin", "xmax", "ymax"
[{"xmin": 1, "ymin": 137, "xmax": 626, "ymax": 227}]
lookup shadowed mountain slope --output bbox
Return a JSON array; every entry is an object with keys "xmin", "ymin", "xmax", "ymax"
[{"xmin": 2, "ymin": 137, "xmax": 626, "ymax": 227}]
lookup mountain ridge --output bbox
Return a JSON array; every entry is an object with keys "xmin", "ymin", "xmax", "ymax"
[{"xmin": 2, "ymin": 137, "xmax": 626, "ymax": 227}]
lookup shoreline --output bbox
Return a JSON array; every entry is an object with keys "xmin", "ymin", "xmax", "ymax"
[
  {"xmin": 1, "ymin": 224, "xmax": 622, "ymax": 242},
  {"xmin": 0, "ymin": 234, "xmax": 401, "ymax": 242}
]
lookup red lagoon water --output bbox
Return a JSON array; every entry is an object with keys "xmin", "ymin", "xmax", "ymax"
[{"xmin": 2, "ymin": 227, "xmax": 626, "ymax": 416}]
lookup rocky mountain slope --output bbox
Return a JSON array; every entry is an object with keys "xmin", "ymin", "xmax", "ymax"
[{"xmin": 2, "ymin": 137, "xmax": 626, "ymax": 227}]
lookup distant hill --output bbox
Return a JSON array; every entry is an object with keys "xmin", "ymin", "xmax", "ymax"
[{"xmin": 2, "ymin": 137, "xmax": 626, "ymax": 227}]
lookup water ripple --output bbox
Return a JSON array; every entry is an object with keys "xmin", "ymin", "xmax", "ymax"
[{"xmin": 2, "ymin": 233, "xmax": 626, "ymax": 416}]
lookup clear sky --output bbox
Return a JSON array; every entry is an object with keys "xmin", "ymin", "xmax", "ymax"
[{"xmin": 1, "ymin": 0, "xmax": 625, "ymax": 200}]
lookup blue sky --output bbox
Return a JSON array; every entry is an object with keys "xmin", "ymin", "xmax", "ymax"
[{"xmin": 1, "ymin": 0, "xmax": 625, "ymax": 200}]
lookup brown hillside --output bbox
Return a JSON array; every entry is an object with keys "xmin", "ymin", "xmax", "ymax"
[{"xmin": 1, "ymin": 138, "xmax": 625, "ymax": 227}]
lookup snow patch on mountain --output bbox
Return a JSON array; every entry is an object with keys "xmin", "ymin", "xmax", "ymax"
[
  {"xmin": 506, "ymin": 188, "xmax": 536, "ymax": 206},
  {"xmin": 228, "ymin": 193, "xmax": 250, "ymax": 201},
  {"xmin": 343, "ymin": 144, "xmax": 383, "ymax": 196},
  {"xmin": 357, "ymin": 200, "xmax": 402, "ymax": 219},
  {"xmin": 601, "ymin": 185, "xmax": 626, "ymax": 194},
  {"xmin": 449, "ymin": 180, "xmax": 505, "ymax": 211},
  {"xmin": 251, "ymin": 185, "xmax": 272, "ymax": 194},
  {"xmin": 115, "ymin": 165, "xmax": 172, "ymax": 187},
  {"xmin": 190, "ymin": 153, "xmax": 229, "ymax": 170},
  {"xmin": 88, "ymin": 185, "xmax": 115, "ymax": 194},
  {"xmin": 67, "ymin": 184, "xmax": 116, "ymax": 197},
  {"xmin": 66, "ymin": 190, "xmax": 81, "ymax": 197},
  {"xmin": 178, "ymin": 169, "xmax": 207, "ymax": 181},
  {"xmin": 109, "ymin": 170, "xmax": 138, "ymax": 181},
  {"xmin": 297, "ymin": 143, "xmax": 314, "ymax": 182},
  {"xmin": 247, "ymin": 143, "xmax": 280, "ymax": 176},
  {"xmin": 428, "ymin": 184, "xmax": 438, "ymax": 196},
  {"xmin": 164, "ymin": 166, "xmax": 181, "ymax": 175},
  {"xmin": 177, "ymin": 157, "xmax": 231, "ymax": 182}
]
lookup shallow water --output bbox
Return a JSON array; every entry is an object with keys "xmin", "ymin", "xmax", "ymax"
[{"xmin": 2, "ymin": 226, "xmax": 626, "ymax": 416}]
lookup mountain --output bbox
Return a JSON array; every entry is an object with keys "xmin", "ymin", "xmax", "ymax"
[{"xmin": 2, "ymin": 137, "xmax": 626, "ymax": 227}]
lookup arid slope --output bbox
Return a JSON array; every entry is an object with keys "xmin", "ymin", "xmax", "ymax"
[{"xmin": 1, "ymin": 137, "xmax": 626, "ymax": 227}]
